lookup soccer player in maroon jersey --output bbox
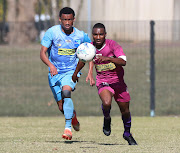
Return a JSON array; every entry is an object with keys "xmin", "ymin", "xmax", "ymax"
[{"xmin": 72, "ymin": 23, "xmax": 137, "ymax": 145}]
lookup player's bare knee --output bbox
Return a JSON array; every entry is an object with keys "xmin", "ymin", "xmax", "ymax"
[
  {"xmin": 61, "ymin": 90, "xmax": 71, "ymax": 99},
  {"xmin": 102, "ymin": 102, "xmax": 111, "ymax": 110}
]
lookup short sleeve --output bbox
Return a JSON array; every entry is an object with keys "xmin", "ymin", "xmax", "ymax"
[
  {"xmin": 83, "ymin": 32, "xmax": 91, "ymax": 43},
  {"xmin": 111, "ymin": 40, "xmax": 126, "ymax": 57},
  {"xmin": 41, "ymin": 28, "xmax": 53, "ymax": 48}
]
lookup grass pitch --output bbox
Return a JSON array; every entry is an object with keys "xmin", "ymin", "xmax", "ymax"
[{"xmin": 0, "ymin": 116, "xmax": 180, "ymax": 153}]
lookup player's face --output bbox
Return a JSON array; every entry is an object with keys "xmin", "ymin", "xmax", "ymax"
[
  {"xmin": 92, "ymin": 28, "xmax": 106, "ymax": 48},
  {"xmin": 59, "ymin": 14, "xmax": 75, "ymax": 33}
]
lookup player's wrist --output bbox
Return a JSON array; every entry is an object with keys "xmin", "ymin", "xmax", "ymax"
[{"xmin": 108, "ymin": 57, "xmax": 112, "ymax": 62}]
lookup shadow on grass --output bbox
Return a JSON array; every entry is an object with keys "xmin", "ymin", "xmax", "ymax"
[{"xmin": 46, "ymin": 140, "xmax": 124, "ymax": 146}]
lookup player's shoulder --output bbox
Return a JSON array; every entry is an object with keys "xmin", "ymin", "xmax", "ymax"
[
  {"xmin": 106, "ymin": 39, "xmax": 117, "ymax": 45},
  {"xmin": 74, "ymin": 27, "xmax": 85, "ymax": 35},
  {"xmin": 73, "ymin": 27, "xmax": 90, "ymax": 42},
  {"xmin": 105, "ymin": 39, "xmax": 116, "ymax": 47},
  {"xmin": 43, "ymin": 25, "xmax": 59, "ymax": 39},
  {"xmin": 106, "ymin": 39, "xmax": 122, "ymax": 47},
  {"xmin": 48, "ymin": 25, "xmax": 60, "ymax": 32},
  {"xmin": 45, "ymin": 25, "xmax": 60, "ymax": 34}
]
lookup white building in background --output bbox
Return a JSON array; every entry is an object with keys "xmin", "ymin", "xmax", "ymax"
[{"xmin": 62, "ymin": 0, "xmax": 180, "ymax": 41}]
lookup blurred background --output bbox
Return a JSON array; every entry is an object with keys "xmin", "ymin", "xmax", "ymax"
[{"xmin": 0, "ymin": 0, "xmax": 180, "ymax": 117}]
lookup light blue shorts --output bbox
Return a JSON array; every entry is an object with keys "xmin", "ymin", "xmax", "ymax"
[{"xmin": 48, "ymin": 70, "xmax": 81, "ymax": 102}]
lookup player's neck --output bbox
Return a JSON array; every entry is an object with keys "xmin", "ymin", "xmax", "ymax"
[
  {"xmin": 94, "ymin": 42, "xmax": 106, "ymax": 50},
  {"xmin": 61, "ymin": 27, "xmax": 74, "ymax": 35}
]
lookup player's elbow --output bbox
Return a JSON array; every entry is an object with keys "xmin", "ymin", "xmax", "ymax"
[
  {"xmin": 123, "ymin": 61, "xmax": 126, "ymax": 66},
  {"xmin": 120, "ymin": 60, "xmax": 126, "ymax": 66}
]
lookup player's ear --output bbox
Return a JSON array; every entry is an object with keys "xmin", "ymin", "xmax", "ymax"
[
  {"xmin": 59, "ymin": 17, "xmax": 61, "ymax": 23},
  {"xmin": 105, "ymin": 32, "xmax": 107, "ymax": 37},
  {"xmin": 73, "ymin": 17, "xmax": 75, "ymax": 22}
]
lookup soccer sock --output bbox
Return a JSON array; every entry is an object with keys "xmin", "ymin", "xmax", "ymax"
[
  {"xmin": 101, "ymin": 104, "xmax": 111, "ymax": 118},
  {"xmin": 122, "ymin": 113, "xmax": 131, "ymax": 137},
  {"xmin": 72, "ymin": 110, "xmax": 78, "ymax": 125},
  {"xmin": 63, "ymin": 98, "xmax": 74, "ymax": 129}
]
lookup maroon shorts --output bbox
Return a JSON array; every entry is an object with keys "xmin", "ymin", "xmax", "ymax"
[{"xmin": 97, "ymin": 82, "xmax": 131, "ymax": 102}]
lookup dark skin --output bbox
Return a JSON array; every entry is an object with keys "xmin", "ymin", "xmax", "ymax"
[
  {"xmin": 59, "ymin": 14, "xmax": 75, "ymax": 34},
  {"xmin": 72, "ymin": 27, "xmax": 130, "ymax": 118},
  {"xmin": 40, "ymin": 13, "xmax": 75, "ymax": 113}
]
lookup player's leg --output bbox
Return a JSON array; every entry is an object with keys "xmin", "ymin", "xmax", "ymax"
[
  {"xmin": 61, "ymin": 85, "xmax": 73, "ymax": 140},
  {"xmin": 48, "ymin": 73, "xmax": 64, "ymax": 114},
  {"xmin": 113, "ymin": 83, "xmax": 137, "ymax": 145},
  {"xmin": 100, "ymin": 89, "xmax": 113, "ymax": 118},
  {"xmin": 99, "ymin": 88, "xmax": 114, "ymax": 136},
  {"xmin": 117, "ymin": 102, "xmax": 137, "ymax": 145},
  {"xmin": 117, "ymin": 102, "xmax": 131, "ymax": 135},
  {"xmin": 71, "ymin": 110, "xmax": 80, "ymax": 131},
  {"xmin": 57, "ymin": 100, "xmax": 64, "ymax": 114},
  {"xmin": 61, "ymin": 72, "xmax": 80, "ymax": 138},
  {"xmin": 48, "ymin": 74, "xmax": 73, "ymax": 139}
]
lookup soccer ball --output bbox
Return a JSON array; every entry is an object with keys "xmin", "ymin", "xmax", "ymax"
[{"xmin": 76, "ymin": 42, "xmax": 96, "ymax": 62}]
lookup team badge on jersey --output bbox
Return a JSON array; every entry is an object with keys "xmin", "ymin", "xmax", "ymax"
[{"xmin": 74, "ymin": 39, "xmax": 81, "ymax": 48}]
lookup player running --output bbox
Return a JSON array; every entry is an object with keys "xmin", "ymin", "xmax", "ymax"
[
  {"xmin": 72, "ymin": 23, "xmax": 137, "ymax": 145},
  {"xmin": 40, "ymin": 7, "xmax": 91, "ymax": 140}
]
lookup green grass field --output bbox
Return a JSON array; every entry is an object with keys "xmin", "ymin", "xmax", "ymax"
[{"xmin": 0, "ymin": 116, "xmax": 180, "ymax": 153}]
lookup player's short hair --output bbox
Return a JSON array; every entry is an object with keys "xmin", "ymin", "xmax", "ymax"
[
  {"xmin": 59, "ymin": 7, "xmax": 75, "ymax": 17},
  {"xmin": 92, "ymin": 23, "xmax": 106, "ymax": 33}
]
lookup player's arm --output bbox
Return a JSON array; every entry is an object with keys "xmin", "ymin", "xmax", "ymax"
[
  {"xmin": 86, "ymin": 61, "xmax": 95, "ymax": 86},
  {"xmin": 97, "ymin": 56, "xmax": 126, "ymax": 66},
  {"xmin": 72, "ymin": 60, "xmax": 86, "ymax": 83},
  {"xmin": 97, "ymin": 40, "xmax": 126, "ymax": 66},
  {"xmin": 40, "ymin": 45, "xmax": 58, "ymax": 76}
]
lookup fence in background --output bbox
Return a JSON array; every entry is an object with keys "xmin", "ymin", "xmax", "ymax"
[{"xmin": 0, "ymin": 20, "xmax": 180, "ymax": 116}]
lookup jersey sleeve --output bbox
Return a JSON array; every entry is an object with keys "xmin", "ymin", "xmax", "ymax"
[
  {"xmin": 41, "ymin": 28, "xmax": 53, "ymax": 48},
  {"xmin": 83, "ymin": 32, "xmax": 91, "ymax": 43},
  {"xmin": 111, "ymin": 40, "xmax": 126, "ymax": 60}
]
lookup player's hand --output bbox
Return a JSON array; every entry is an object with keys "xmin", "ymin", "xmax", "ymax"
[
  {"xmin": 86, "ymin": 74, "xmax": 95, "ymax": 86},
  {"xmin": 49, "ymin": 65, "xmax": 58, "ymax": 77},
  {"xmin": 72, "ymin": 74, "xmax": 79, "ymax": 83},
  {"xmin": 97, "ymin": 56, "xmax": 110, "ymax": 63}
]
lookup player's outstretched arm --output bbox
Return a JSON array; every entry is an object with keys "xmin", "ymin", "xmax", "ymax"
[
  {"xmin": 72, "ymin": 60, "xmax": 86, "ymax": 83},
  {"xmin": 40, "ymin": 45, "xmax": 58, "ymax": 76},
  {"xmin": 86, "ymin": 61, "xmax": 95, "ymax": 86}
]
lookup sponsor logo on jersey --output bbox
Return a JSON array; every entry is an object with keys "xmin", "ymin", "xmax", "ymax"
[
  {"xmin": 95, "ymin": 62, "xmax": 116, "ymax": 72},
  {"xmin": 58, "ymin": 48, "xmax": 76, "ymax": 55}
]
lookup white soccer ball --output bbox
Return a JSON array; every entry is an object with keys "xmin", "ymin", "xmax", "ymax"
[{"xmin": 76, "ymin": 42, "xmax": 96, "ymax": 62}]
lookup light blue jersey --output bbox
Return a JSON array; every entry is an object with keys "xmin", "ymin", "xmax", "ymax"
[
  {"xmin": 41, "ymin": 25, "xmax": 91, "ymax": 74},
  {"xmin": 41, "ymin": 25, "xmax": 91, "ymax": 102}
]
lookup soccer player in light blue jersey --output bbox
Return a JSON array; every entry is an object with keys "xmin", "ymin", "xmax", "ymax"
[{"xmin": 40, "ymin": 7, "xmax": 91, "ymax": 140}]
